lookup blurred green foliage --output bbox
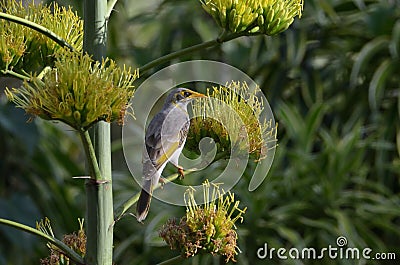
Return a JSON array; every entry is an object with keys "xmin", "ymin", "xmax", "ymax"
[
  {"xmin": 0, "ymin": 100, "xmax": 85, "ymax": 264},
  {"xmin": 1, "ymin": 0, "xmax": 399, "ymax": 264}
]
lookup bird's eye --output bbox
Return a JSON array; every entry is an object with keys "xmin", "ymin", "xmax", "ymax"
[{"xmin": 183, "ymin": 91, "xmax": 191, "ymax": 97}]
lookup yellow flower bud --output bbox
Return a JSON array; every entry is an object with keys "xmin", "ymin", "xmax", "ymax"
[
  {"xmin": 5, "ymin": 48, "xmax": 138, "ymax": 131},
  {"xmin": 0, "ymin": 0, "xmax": 83, "ymax": 74},
  {"xmin": 200, "ymin": 0, "xmax": 303, "ymax": 35}
]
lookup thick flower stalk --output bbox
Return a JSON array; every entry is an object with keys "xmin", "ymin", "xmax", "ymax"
[
  {"xmin": 0, "ymin": 0, "xmax": 83, "ymax": 75},
  {"xmin": 187, "ymin": 81, "xmax": 277, "ymax": 161},
  {"xmin": 200, "ymin": 0, "xmax": 303, "ymax": 35},
  {"xmin": 159, "ymin": 180, "xmax": 246, "ymax": 263},
  {"xmin": 5, "ymin": 48, "xmax": 138, "ymax": 131}
]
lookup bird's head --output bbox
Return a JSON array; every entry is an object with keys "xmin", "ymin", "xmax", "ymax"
[{"xmin": 164, "ymin": 88, "xmax": 206, "ymax": 108}]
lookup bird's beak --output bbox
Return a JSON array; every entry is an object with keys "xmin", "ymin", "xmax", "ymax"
[{"xmin": 188, "ymin": 91, "xmax": 207, "ymax": 99}]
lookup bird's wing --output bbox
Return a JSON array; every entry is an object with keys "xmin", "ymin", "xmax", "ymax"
[{"xmin": 143, "ymin": 112, "xmax": 181, "ymax": 179}]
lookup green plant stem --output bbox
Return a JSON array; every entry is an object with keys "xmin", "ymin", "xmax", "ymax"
[
  {"xmin": 156, "ymin": 255, "xmax": 183, "ymax": 265},
  {"xmin": 0, "ymin": 12, "xmax": 75, "ymax": 51},
  {"xmin": 0, "ymin": 218, "xmax": 84, "ymax": 265},
  {"xmin": 0, "ymin": 69, "xmax": 30, "ymax": 80},
  {"xmin": 106, "ymin": 0, "xmax": 119, "ymax": 19},
  {"xmin": 139, "ymin": 31, "xmax": 248, "ymax": 74},
  {"xmin": 79, "ymin": 130, "xmax": 102, "ymax": 180},
  {"xmin": 114, "ymin": 170, "xmax": 192, "ymax": 222},
  {"xmin": 83, "ymin": 0, "xmax": 114, "ymax": 264}
]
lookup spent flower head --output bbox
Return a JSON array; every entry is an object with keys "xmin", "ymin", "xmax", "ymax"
[
  {"xmin": 38, "ymin": 218, "xmax": 86, "ymax": 265},
  {"xmin": 0, "ymin": 0, "xmax": 83, "ymax": 74},
  {"xmin": 187, "ymin": 81, "xmax": 277, "ymax": 161},
  {"xmin": 5, "ymin": 48, "xmax": 138, "ymax": 131},
  {"xmin": 200, "ymin": 0, "xmax": 303, "ymax": 35},
  {"xmin": 159, "ymin": 180, "xmax": 246, "ymax": 263}
]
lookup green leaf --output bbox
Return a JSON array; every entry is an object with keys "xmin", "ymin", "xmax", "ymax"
[
  {"xmin": 368, "ymin": 59, "xmax": 396, "ymax": 111},
  {"xmin": 286, "ymin": 30, "xmax": 307, "ymax": 67},
  {"xmin": 390, "ymin": 20, "xmax": 400, "ymax": 58},
  {"xmin": 299, "ymin": 217, "xmax": 336, "ymax": 232},
  {"xmin": 276, "ymin": 226, "xmax": 302, "ymax": 245},
  {"xmin": 303, "ymin": 103, "xmax": 325, "ymax": 152},
  {"xmin": 277, "ymin": 101, "xmax": 303, "ymax": 140},
  {"xmin": 350, "ymin": 37, "xmax": 389, "ymax": 87}
]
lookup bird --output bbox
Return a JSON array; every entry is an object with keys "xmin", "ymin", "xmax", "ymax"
[{"xmin": 136, "ymin": 88, "xmax": 206, "ymax": 222}]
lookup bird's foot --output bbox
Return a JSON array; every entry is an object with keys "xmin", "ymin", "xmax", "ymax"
[
  {"xmin": 177, "ymin": 166, "xmax": 184, "ymax": 180},
  {"xmin": 159, "ymin": 177, "xmax": 166, "ymax": 189}
]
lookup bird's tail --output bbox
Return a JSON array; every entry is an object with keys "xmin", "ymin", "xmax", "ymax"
[{"xmin": 136, "ymin": 179, "xmax": 152, "ymax": 222}]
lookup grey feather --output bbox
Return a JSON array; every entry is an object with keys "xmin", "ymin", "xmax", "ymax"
[{"xmin": 136, "ymin": 88, "xmax": 203, "ymax": 221}]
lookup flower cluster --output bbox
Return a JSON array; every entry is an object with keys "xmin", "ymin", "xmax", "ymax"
[
  {"xmin": 187, "ymin": 81, "xmax": 277, "ymax": 161},
  {"xmin": 200, "ymin": 0, "xmax": 303, "ymax": 35},
  {"xmin": 0, "ymin": 0, "xmax": 83, "ymax": 74},
  {"xmin": 38, "ymin": 218, "xmax": 86, "ymax": 265},
  {"xmin": 159, "ymin": 181, "xmax": 246, "ymax": 263},
  {"xmin": 5, "ymin": 48, "xmax": 138, "ymax": 131}
]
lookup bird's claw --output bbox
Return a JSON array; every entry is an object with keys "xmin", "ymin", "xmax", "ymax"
[
  {"xmin": 159, "ymin": 177, "xmax": 166, "ymax": 189},
  {"xmin": 178, "ymin": 167, "xmax": 184, "ymax": 180}
]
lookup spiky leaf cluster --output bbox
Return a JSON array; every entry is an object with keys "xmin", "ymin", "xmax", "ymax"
[
  {"xmin": 159, "ymin": 181, "xmax": 246, "ymax": 263},
  {"xmin": 200, "ymin": 0, "xmax": 303, "ymax": 35},
  {"xmin": 5, "ymin": 49, "xmax": 138, "ymax": 131},
  {"xmin": 0, "ymin": 0, "xmax": 83, "ymax": 75},
  {"xmin": 188, "ymin": 81, "xmax": 277, "ymax": 161}
]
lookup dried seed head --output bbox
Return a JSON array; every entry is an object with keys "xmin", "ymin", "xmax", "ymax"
[
  {"xmin": 160, "ymin": 180, "xmax": 246, "ymax": 263},
  {"xmin": 38, "ymin": 218, "xmax": 86, "ymax": 265}
]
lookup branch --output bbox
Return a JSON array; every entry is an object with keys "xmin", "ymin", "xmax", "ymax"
[
  {"xmin": 0, "ymin": 12, "xmax": 75, "ymax": 51},
  {"xmin": 157, "ymin": 255, "xmax": 183, "ymax": 265},
  {"xmin": 79, "ymin": 130, "xmax": 102, "ymax": 180},
  {"xmin": 0, "ymin": 69, "xmax": 30, "ymax": 80},
  {"xmin": 114, "ymin": 150, "xmax": 229, "ymax": 221},
  {"xmin": 0, "ymin": 218, "xmax": 84, "ymax": 265},
  {"xmin": 138, "ymin": 31, "xmax": 249, "ymax": 74},
  {"xmin": 114, "ymin": 170, "xmax": 192, "ymax": 222},
  {"xmin": 106, "ymin": 0, "xmax": 119, "ymax": 19}
]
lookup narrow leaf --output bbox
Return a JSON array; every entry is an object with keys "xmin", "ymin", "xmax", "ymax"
[{"xmin": 350, "ymin": 37, "xmax": 389, "ymax": 87}]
